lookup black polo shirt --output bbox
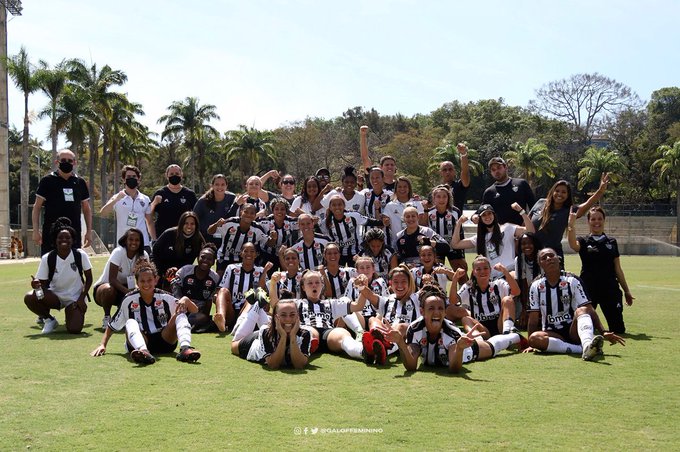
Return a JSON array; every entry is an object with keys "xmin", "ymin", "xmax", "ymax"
[
  {"xmin": 152, "ymin": 186, "xmax": 198, "ymax": 236},
  {"xmin": 35, "ymin": 171, "xmax": 90, "ymax": 253}
]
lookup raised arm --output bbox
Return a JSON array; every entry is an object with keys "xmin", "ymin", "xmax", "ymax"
[
  {"xmin": 457, "ymin": 143, "xmax": 470, "ymax": 188},
  {"xmin": 575, "ymin": 173, "xmax": 609, "ymax": 218},
  {"xmin": 511, "ymin": 202, "xmax": 535, "ymax": 235},
  {"xmin": 451, "ymin": 215, "xmax": 475, "ymax": 249},
  {"xmin": 567, "ymin": 210, "xmax": 580, "ymax": 252},
  {"xmin": 360, "ymin": 126, "xmax": 371, "ymax": 171}
]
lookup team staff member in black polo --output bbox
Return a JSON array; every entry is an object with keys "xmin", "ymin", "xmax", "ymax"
[
  {"xmin": 32, "ymin": 149, "xmax": 92, "ymax": 255},
  {"xmin": 437, "ymin": 143, "xmax": 471, "ymax": 213},
  {"xmin": 481, "ymin": 157, "xmax": 535, "ymax": 225},
  {"xmin": 151, "ymin": 164, "xmax": 198, "ymax": 236}
]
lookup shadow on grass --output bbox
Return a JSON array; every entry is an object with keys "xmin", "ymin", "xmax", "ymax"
[
  {"xmin": 623, "ymin": 332, "xmax": 659, "ymax": 341},
  {"xmin": 25, "ymin": 328, "xmax": 92, "ymax": 340}
]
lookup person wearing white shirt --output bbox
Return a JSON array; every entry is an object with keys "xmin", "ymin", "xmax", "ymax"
[{"xmin": 99, "ymin": 165, "xmax": 156, "ymax": 250}]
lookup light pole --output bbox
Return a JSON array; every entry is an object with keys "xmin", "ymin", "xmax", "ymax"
[{"xmin": 0, "ymin": 1, "xmax": 22, "ymax": 243}]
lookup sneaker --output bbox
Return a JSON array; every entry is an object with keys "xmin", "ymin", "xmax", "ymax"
[
  {"xmin": 41, "ymin": 317, "xmax": 59, "ymax": 334},
  {"xmin": 176, "ymin": 346, "xmax": 201, "ymax": 363},
  {"xmin": 254, "ymin": 288, "xmax": 270, "ymax": 310},
  {"xmin": 131, "ymin": 349, "xmax": 156, "ymax": 365},
  {"xmin": 361, "ymin": 331, "xmax": 376, "ymax": 364},
  {"xmin": 582, "ymin": 335, "xmax": 604, "ymax": 361},
  {"xmin": 101, "ymin": 315, "xmax": 111, "ymax": 329},
  {"xmin": 372, "ymin": 339, "xmax": 387, "ymax": 365},
  {"xmin": 36, "ymin": 316, "xmax": 44, "ymax": 325}
]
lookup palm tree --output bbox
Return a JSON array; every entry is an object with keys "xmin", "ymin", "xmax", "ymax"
[
  {"xmin": 35, "ymin": 59, "xmax": 69, "ymax": 166},
  {"xmin": 158, "ymin": 97, "xmax": 219, "ymax": 192},
  {"xmin": 224, "ymin": 125, "xmax": 277, "ymax": 184},
  {"xmin": 429, "ymin": 141, "xmax": 484, "ymax": 176},
  {"xmin": 67, "ymin": 60, "xmax": 128, "ymax": 203},
  {"xmin": 577, "ymin": 146, "xmax": 625, "ymax": 191},
  {"xmin": 6, "ymin": 46, "xmax": 40, "ymax": 248},
  {"xmin": 105, "ymin": 97, "xmax": 144, "ymax": 193},
  {"xmin": 652, "ymin": 141, "xmax": 680, "ymax": 249},
  {"xmin": 503, "ymin": 138, "xmax": 556, "ymax": 189}
]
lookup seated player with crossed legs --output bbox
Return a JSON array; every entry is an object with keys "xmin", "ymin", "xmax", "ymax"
[
  {"xmin": 91, "ymin": 260, "xmax": 201, "ymax": 364},
  {"xmin": 524, "ymin": 248, "xmax": 625, "ymax": 361}
]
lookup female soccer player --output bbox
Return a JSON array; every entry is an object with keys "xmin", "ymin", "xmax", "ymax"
[
  {"xmin": 93, "ymin": 228, "xmax": 148, "ymax": 328},
  {"xmin": 451, "ymin": 203, "xmax": 534, "ymax": 278},
  {"xmin": 410, "ymin": 245, "xmax": 452, "ymax": 290},
  {"xmin": 91, "ymin": 260, "xmax": 201, "ymax": 364},
  {"xmin": 269, "ymin": 270, "xmax": 366, "ymax": 360},
  {"xmin": 356, "ymin": 228, "xmax": 397, "ymax": 280},
  {"xmin": 290, "ymin": 176, "xmax": 325, "ymax": 221},
  {"xmin": 171, "ymin": 243, "xmax": 221, "ymax": 333},
  {"xmin": 193, "ymin": 174, "xmax": 236, "ymax": 248},
  {"xmin": 384, "ymin": 176, "xmax": 424, "ymax": 248},
  {"xmin": 152, "ymin": 211, "xmax": 205, "ymax": 287},
  {"xmin": 320, "ymin": 166, "xmax": 366, "ymax": 214},
  {"xmin": 25, "ymin": 218, "xmax": 92, "ymax": 334},
  {"xmin": 271, "ymin": 247, "xmax": 304, "ymax": 299},
  {"xmin": 424, "ymin": 184, "xmax": 467, "ymax": 282},
  {"xmin": 512, "ymin": 232, "xmax": 542, "ymax": 328},
  {"xmin": 344, "ymin": 256, "xmax": 389, "ymax": 328},
  {"xmin": 319, "ymin": 243, "xmax": 356, "ymax": 298},
  {"xmin": 258, "ymin": 198, "xmax": 299, "ymax": 272},
  {"xmin": 380, "ymin": 284, "xmax": 525, "ymax": 373},
  {"xmin": 567, "ymin": 207, "xmax": 634, "ymax": 334}
]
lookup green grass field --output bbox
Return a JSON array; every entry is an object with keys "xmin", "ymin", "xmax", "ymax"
[{"xmin": 0, "ymin": 255, "xmax": 678, "ymax": 451}]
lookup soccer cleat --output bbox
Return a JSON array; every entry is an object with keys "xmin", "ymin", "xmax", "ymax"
[
  {"xmin": 510, "ymin": 327, "xmax": 530, "ymax": 352},
  {"xmin": 243, "ymin": 289, "xmax": 257, "ymax": 305},
  {"xmin": 254, "ymin": 288, "xmax": 270, "ymax": 310},
  {"xmin": 372, "ymin": 339, "xmax": 387, "ymax": 365},
  {"xmin": 130, "ymin": 349, "xmax": 156, "ymax": 365},
  {"xmin": 36, "ymin": 316, "xmax": 45, "ymax": 325},
  {"xmin": 102, "ymin": 315, "xmax": 111, "ymax": 329},
  {"xmin": 41, "ymin": 317, "xmax": 59, "ymax": 335},
  {"xmin": 582, "ymin": 335, "xmax": 604, "ymax": 361},
  {"xmin": 176, "ymin": 346, "xmax": 201, "ymax": 363},
  {"xmin": 371, "ymin": 328, "xmax": 391, "ymax": 350}
]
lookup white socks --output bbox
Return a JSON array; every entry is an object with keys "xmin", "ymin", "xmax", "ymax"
[
  {"xmin": 577, "ymin": 314, "xmax": 595, "ymax": 349},
  {"xmin": 233, "ymin": 306, "xmax": 271, "ymax": 341},
  {"xmin": 502, "ymin": 319, "xmax": 515, "ymax": 334},
  {"xmin": 487, "ymin": 333, "xmax": 520, "ymax": 356},
  {"xmin": 125, "ymin": 319, "xmax": 147, "ymax": 351},
  {"xmin": 341, "ymin": 336, "xmax": 364, "ymax": 359},
  {"xmin": 546, "ymin": 337, "xmax": 582, "ymax": 354},
  {"xmin": 343, "ymin": 313, "xmax": 364, "ymax": 335},
  {"xmin": 175, "ymin": 313, "xmax": 192, "ymax": 349}
]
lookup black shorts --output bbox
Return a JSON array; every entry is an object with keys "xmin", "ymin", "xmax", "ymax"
[
  {"xmin": 439, "ymin": 249, "xmax": 464, "ymax": 262},
  {"xmin": 238, "ymin": 331, "xmax": 259, "ymax": 359},
  {"xmin": 480, "ymin": 318, "xmax": 500, "ymax": 337},
  {"xmin": 135, "ymin": 332, "xmax": 177, "ymax": 355},
  {"xmin": 314, "ymin": 327, "xmax": 333, "ymax": 353},
  {"xmin": 546, "ymin": 325, "xmax": 573, "ymax": 342}
]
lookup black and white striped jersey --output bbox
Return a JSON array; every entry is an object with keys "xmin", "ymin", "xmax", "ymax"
[
  {"xmin": 295, "ymin": 297, "xmax": 353, "ymax": 329},
  {"xmin": 290, "ymin": 234, "xmax": 331, "ymax": 270},
  {"xmin": 171, "ymin": 264, "xmax": 220, "ymax": 313},
  {"xmin": 426, "ymin": 207, "xmax": 462, "ymax": 245},
  {"xmin": 109, "ymin": 289, "xmax": 177, "ymax": 335},
  {"xmin": 529, "ymin": 274, "xmax": 590, "ymax": 332},
  {"xmin": 344, "ymin": 276, "xmax": 389, "ymax": 317},
  {"xmin": 457, "ymin": 279, "xmax": 510, "ymax": 324},
  {"xmin": 258, "ymin": 214, "xmax": 299, "ymax": 255},
  {"xmin": 215, "ymin": 217, "xmax": 269, "ymax": 264},
  {"xmin": 322, "ymin": 211, "xmax": 381, "ymax": 257},
  {"xmin": 246, "ymin": 325, "xmax": 312, "ymax": 364},
  {"xmin": 322, "ymin": 267, "xmax": 357, "ymax": 299},
  {"xmin": 357, "ymin": 247, "xmax": 394, "ymax": 280},
  {"xmin": 410, "ymin": 264, "xmax": 449, "ymax": 290},
  {"xmin": 219, "ymin": 264, "xmax": 268, "ymax": 311},
  {"xmin": 405, "ymin": 317, "xmax": 465, "ymax": 367},
  {"xmin": 361, "ymin": 189, "xmax": 393, "ymax": 219},
  {"xmin": 276, "ymin": 271, "xmax": 303, "ymax": 299},
  {"xmin": 377, "ymin": 293, "xmax": 421, "ymax": 325}
]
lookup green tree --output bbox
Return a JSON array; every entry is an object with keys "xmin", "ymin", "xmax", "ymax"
[
  {"xmin": 651, "ymin": 141, "xmax": 680, "ymax": 249},
  {"xmin": 503, "ymin": 138, "xmax": 556, "ymax": 190},
  {"xmin": 6, "ymin": 46, "xmax": 40, "ymax": 247},
  {"xmin": 647, "ymin": 87, "xmax": 680, "ymax": 149},
  {"xmin": 224, "ymin": 125, "xmax": 277, "ymax": 185},
  {"xmin": 35, "ymin": 59, "xmax": 69, "ymax": 165},
  {"xmin": 158, "ymin": 97, "xmax": 220, "ymax": 192},
  {"xmin": 105, "ymin": 97, "xmax": 144, "ymax": 193},
  {"xmin": 577, "ymin": 146, "xmax": 625, "ymax": 191},
  {"xmin": 429, "ymin": 141, "xmax": 484, "ymax": 188}
]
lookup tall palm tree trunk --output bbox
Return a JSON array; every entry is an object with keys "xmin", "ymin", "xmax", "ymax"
[
  {"xmin": 50, "ymin": 101, "xmax": 58, "ymax": 168},
  {"xmin": 20, "ymin": 93, "xmax": 30, "ymax": 253}
]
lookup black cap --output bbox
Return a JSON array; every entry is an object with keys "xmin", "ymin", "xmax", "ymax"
[{"xmin": 476, "ymin": 204, "xmax": 495, "ymax": 215}]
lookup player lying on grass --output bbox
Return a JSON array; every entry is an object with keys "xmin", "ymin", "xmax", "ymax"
[
  {"xmin": 230, "ymin": 288, "xmax": 311, "ymax": 369},
  {"xmin": 90, "ymin": 259, "xmax": 201, "ymax": 365},
  {"xmin": 379, "ymin": 284, "xmax": 526, "ymax": 373},
  {"xmin": 524, "ymin": 248, "xmax": 625, "ymax": 360}
]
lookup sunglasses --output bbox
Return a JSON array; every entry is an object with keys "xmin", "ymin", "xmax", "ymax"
[
  {"xmin": 60, "ymin": 159, "xmax": 75, "ymax": 164},
  {"xmin": 281, "ymin": 180, "xmax": 295, "ymax": 185}
]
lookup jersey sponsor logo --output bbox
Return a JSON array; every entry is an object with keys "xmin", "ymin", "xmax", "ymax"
[
  {"xmin": 547, "ymin": 313, "xmax": 571, "ymax": 324},
  {"xmin": 202, "ymin": 289, "xmax": 212, "ymax": 299},
  {"xmin": 475, "ymin": 312, "xmax": 500, "ymax": 322}
]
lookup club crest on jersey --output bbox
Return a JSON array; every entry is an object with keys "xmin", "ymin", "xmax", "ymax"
[
  {"xmin": 234, "ymin": 268, "xmax": 240, "ymax": 274},
  {"xmin": 605, "ymin": 243, "xmax": 612, "ymax": 249},
  {"xmin": 180, "ymin": 197, "xmax": 186, "ymax": 204},
  {"xmin": 512, "ymin": 186, "xmax": 518, "ymax": 192},
  {"xmin": 131, "ymin": 303, "xmax": 139, "ymax": 310},
  {"xmin": 352, "ymin": 204, "xmax": 360, "ymax": 211},
  {"xmin": 284, "ymin": 223, "xmax": 290, "ymax": 230},
  {"xmin": 187, "ymin": 278, "xmax": 194, "ymax": 285},
  {"xmin": 247, "ymin": 231, "xmax": 253, "ymax": 237},
  {"xmin": 155, "ymin": 300, "xmax": 163, "ymax": 307},
  {"xmin": 205, "ymin": 280, "xmax": 213, "ymax": 287},
  {"xmin": 445, "ymin": 213, "xmax": 452, "ymax": 220},
  {"xmin": 254, "ymin": 271, "xmax": 261, "ymax": 277},
  {"xmin": 420, "ymin": 338, "xmax": 428, "ymax": 346},
  {"xmin": 559, "ymin": 281, "xmax": 568, "ymax": 288},
  {"xmin": 140, "ymin": 201, "xmax": 146, "ymax": 207},
  {"xmin": 429, "ymin": 213, "xmax": 436, "ymax": 220},
  {"xmin": 70, "ymin": 262, "xmax": 78, "ymax": 271},
  {"xmin": 228, "ymin": 227, "xmax": 237, "ymax": 233},
  {"xmin": 344, "ymin": 217, "xmax": 351, "ymax": 223},
  {"xmin": 313, "ymin": 242, "xmax": 320, "ymax": 249}
]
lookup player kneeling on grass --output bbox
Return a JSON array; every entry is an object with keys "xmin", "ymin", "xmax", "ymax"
[
  {"xmin": 379, "ymin": 284, "xmax": 525, "ymax": 373},
  {"xmin": 269, "ymin": 270, "xmax": 367, "ymax": 361},
  {"xmin": 25, "ymin": 218, "xmax": 92, "ymax": 335},
  {"xmin": 90, "ymin": 260, "xmax": 201, "ymax": 364},
  {"xmin": 524, "ymin": 248, "xmax": 625, "ymax": 361},
  {"xmin": 230, "ymin": 289, "xmax": 311, "ymax": 369}
]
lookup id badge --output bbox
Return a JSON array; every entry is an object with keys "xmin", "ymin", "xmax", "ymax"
[
  {"xmin": 127, "ymin": 212, "xmax": 138, "ymax": 227},
  {"xmin": 213, "ymin": 232, "xmax": 222, "ymax": 239},
  {"xmin": 63, "ymin": 188, "xmax": 74, "ymax": 202},
  {"xmin": 127, "ymin": 275, "xmax": 136, "ymax": 289}
]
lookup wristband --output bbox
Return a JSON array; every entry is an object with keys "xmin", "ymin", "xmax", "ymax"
[
  {"xmin": 519, "ymin": 210, "xmax": 526, "ymax": 216},
  {"xmin": 459, "ymin": 153, "xmax": 468, "ymax": 158}
]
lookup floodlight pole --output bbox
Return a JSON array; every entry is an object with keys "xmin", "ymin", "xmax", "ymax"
[{"xmin": 0, "ymin": 5, "xmax": 10, "ymax": 242}]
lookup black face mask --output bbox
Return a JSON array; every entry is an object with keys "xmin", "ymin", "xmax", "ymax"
[
  {"xmin": 168, "ymin": 175, "xmax": 182, "ymax": 185},
  {"xmin": 59, "ymin": 161, "xmax": 74, "ymax": 174},
  {"xmin": 125, "ymin": 177, "xmax": 139, "ymax": 189}
]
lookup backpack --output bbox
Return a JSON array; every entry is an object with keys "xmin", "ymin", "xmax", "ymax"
[{"xmin": 46, "ymin": 249, "xmax": 91, "ymax": 302}]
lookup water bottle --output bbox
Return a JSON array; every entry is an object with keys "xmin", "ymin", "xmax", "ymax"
[{"xmin": 35, "ymin": 285, "xmax": 44, "ymax": 300}]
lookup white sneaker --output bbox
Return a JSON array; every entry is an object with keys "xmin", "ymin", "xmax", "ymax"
[
  {"xmin": 102, "ymin": 315, "xmax": 111, "ymax": 329},
  {"xmin": 582, "ymin": 335, "xmax": 604, "ymax": 361},
  {"xmin": 41, "ymin": 317, "xmax": 59, "ymax": 335}
]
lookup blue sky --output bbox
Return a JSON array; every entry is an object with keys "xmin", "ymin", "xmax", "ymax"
[{"xmin": 6, "ymin": 0, "xmax": 680, "ymax": 146}]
